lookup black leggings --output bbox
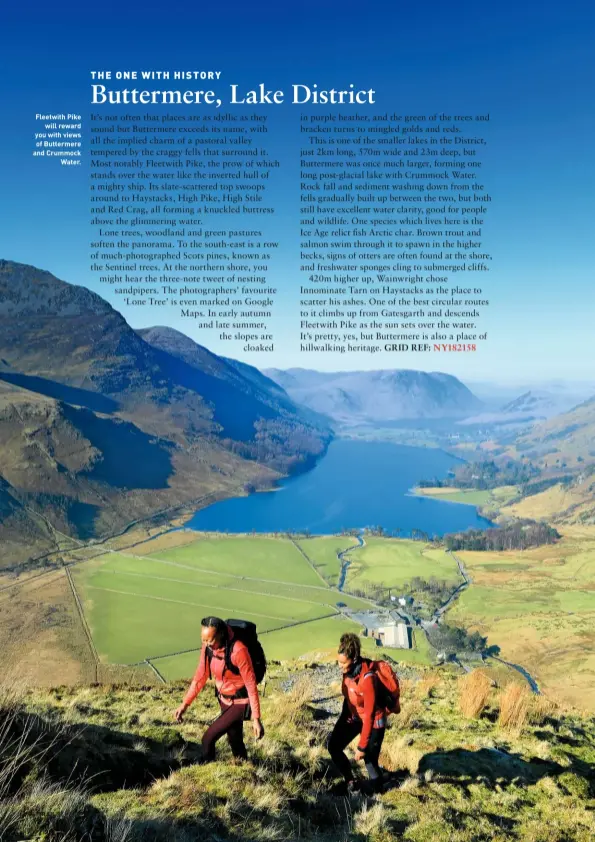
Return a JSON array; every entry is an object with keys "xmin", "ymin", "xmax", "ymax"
[
  {"xmin": 202, "ymin": 700, "xmax": 249, "ymax": 761},
  {"xmin": 328, "ymin": 708, "xmax": 385, "ymax": 782}
]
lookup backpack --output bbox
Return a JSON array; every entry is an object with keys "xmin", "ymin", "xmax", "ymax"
[
  {"xmin": 372, "ymin": 660, "xmax": 401, "ymax": 714},
  {"xmin": 207, "ymin": 619, "xmax": 267, "ymax": 684}
]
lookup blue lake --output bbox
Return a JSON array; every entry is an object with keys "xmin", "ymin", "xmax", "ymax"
[{"xmin": 186, "ymin": 439, "xmax": 492, "ymax": 536}]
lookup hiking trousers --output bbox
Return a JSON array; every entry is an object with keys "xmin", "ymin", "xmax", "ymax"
[
  {"xmin": 202, "ymin": 699, "xmax": 250, "ymax": 761},
  {"xmin": 328, "ymin": 709, "xmax": 385, "ymax": 782}
]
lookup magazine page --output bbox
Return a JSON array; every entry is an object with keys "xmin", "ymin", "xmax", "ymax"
[{"xmin": 1, "ymin": 1, "xmax": 594, "ymax": 838}]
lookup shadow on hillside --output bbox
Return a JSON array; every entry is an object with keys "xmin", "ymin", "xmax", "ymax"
[
  {"xmin": 125, "ymin": 815, "xmax": 277, "ymax": 842},
  {"xmin": 153, "ymin": 345, "xmax": 277, "ymax": 441},
  {"xmin": 60, "ymin": 403, "xmax": 174, "ymax": 489},
  {"xmin": 417, "ymin": 747, "xmax": 564, "ymax": 789},
  {"xmin": 0, "ymin": 371, "xmax": 119, "ymax": 413},
  {"xmin": 2, "ymin": 708, "xmax": 202, "ymax": 796}
]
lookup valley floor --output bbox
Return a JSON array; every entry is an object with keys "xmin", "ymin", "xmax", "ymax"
[{"xmin": 2, "ymin": 521, "xmax": 595, "ymax": 714}]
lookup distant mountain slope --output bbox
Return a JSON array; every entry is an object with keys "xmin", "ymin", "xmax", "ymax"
[
  {"xmin": 138, "ymin": 326, "xmax": 298, "ymax": 418},
  {"xmin": 0, "ymin": 261, "xmax": 329, "ymax": 463},
  {"xmin": 499, "ymin": 390, "xmax": 585, "ymax": 421},
  {"xmin": 510, "ymin": 394, "xmax": 595, "ymax": 469},
  {"xmin": 457, "ymin": 390, "xmax": 580, "ymax": 427},
  {"xmin": 222, "ymin": 355, "xmax": 289, "ymax": 398},
  {"xmin": 0, "ymin": 386, "xmax": 276, "ymax": 567},
  {"xmin": 263, "ymin": 367, "xmax": 482, "ymax": 424},
  {"xmin": 0, "ymin": 261, "xmax": 331, "ymax": 561},
  {"xmin": 0, "ymin": 260, "xmax": 330, "ymax": 465}
]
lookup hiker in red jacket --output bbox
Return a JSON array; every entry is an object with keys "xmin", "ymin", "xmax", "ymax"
[
  {"xmin": 328, "ymin": 632, "xmax": 387, "ymax": 794},
  {"xmin": 174, "ymin": 616, "xmax": 264, "ymax": 761}
]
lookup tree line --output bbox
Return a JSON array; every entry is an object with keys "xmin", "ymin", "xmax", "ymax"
[
  {"xmin": 418, "ymin": 458, "xmax": 540, "ymax": 491},
  {"xmin": 443, "ymin": 520, "xmax": 560, "ymax": 551}
]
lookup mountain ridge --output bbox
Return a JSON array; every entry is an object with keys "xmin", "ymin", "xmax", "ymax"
[
  {"xmin": 263, "ymin": 366, "xmax": 483, "ymax": 425},
  {"xmin": 0, "ymin": 261, "xmax": 330, "ymax": 561}
]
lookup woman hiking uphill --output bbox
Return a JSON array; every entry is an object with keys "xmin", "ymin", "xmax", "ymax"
[
  {"xmin": 328, "ymin": 632, "xmax": 388, "ymax": 795},
  {"xmin": 174, "ymin": 617, "xmax": 265, "ymax": 762}
]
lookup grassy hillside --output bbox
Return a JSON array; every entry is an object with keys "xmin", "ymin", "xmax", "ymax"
[
  {"xmin": 500, "ymin": 472, "xmax": 595, "ymax": 526},
  {"xmin": 449, "ymin": 524, "xmax": 595, "ymax": 710},
  {"xmin": 1, "ymin": 665, "xmax": 594, "ymax": 842},
  {"xmin": 508, "ymin": 396, "xmax": 595, "ymax": 470}
]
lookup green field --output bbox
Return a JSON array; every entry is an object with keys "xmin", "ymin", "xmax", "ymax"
[
  {"xmin": 72, "ymin": 536, "xmax": 372, "ymax": 666},
  {"xmin": 344, "ymin": 537, "xmax": 460, "ymax": 593},
  {"xmin": 414, "ymin": 485, "xmax": 518, "ymax": 510},
  {"xmin": 149, "ymin": 536, "xmax": 324, "ymax": 585},
  {"xmin": 433, "ymin": 490, "xmax": 491, "ymax": 505},
  {"xmin": 294, "ymin": 535, "xmax": 358, "ymax": 586}
]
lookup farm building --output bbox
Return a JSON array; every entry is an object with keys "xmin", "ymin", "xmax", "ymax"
[
  {"xmin": 351, "ymin": 612, "xmax": 412, "ymax": 649},
  {"xmin": 380, "ymin": 623, "xmax": 411, "ymax": 648},
  {"xmin": 369, "ymin": 622, "xmax": 411, "ymax": 649}
]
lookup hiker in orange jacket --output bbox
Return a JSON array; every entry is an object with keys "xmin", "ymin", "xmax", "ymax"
[
  {"xmin": 328, "ymin": 632, "xmax": 388, "ymax": 794},
  {"xmin": 174, "ymin": 616, "xmax": 265, "ymax": 761}
]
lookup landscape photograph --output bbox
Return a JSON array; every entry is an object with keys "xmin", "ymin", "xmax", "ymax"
[{"xmin": 1, "ymin": 258, "xmax": 594, "ymax": 840}]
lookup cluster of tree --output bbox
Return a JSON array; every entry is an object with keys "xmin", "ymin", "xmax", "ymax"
[
  {"xmin": 282, "ymin": 528, "xmax": 313, "ymax": 539},
  {"xmin": 242, "ymin": 477, "xmax": 277, "ymax": 494},
  {"xmin": 341, "ymin": 528, "xmax": 362, "ymax": 538},
  {"xmin": 443, "ymin": 519, "xmax": 560, "ymax": 551},
  {"xmin": 409, "ymin": 576, "xmax": 453, "ymax": 599},
  {"xmin": 224, "ymin": 417, "xmax": 329, "ymax": 475},
  {"xmin": 405, "ymin": 576, "xmax": 456, "ymax": 616},
  {"xmin": 427, "ymin": 622, "xmax": 490, "ymax": 656},
  {"xmin": 6, "ymin": 555, "xmax": 61, "ymax": 578},
  {"xmin": 419, "ymin": 459, "xmax": 540, "ymax": 491},
  {"xmin": 354, "ymin": 575, "xmax": 454, "ymax": 612},
  {"xmin": 519, "ymin": 474, "xmax": 573, "ymax": 499},
  {"xmin": 363, "ymin": 526, "xmax": 431, "ymax": 541}
]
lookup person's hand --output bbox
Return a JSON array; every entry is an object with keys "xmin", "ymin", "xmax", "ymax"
[
  {"xmin": 354, "ymin": 748, "xmax": 365, "ymax": 762},
  {"xmin": 252, "ymin": 718, "xmax": 265, "ymax": 740},
  {"xmin": 174, "ymin": 703, "xmax": 188, "ymax": 723}
]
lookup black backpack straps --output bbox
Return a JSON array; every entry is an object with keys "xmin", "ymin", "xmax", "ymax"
[{"xmin": 225, "ymin": 636, "xmax": 240, "ymax": 676}]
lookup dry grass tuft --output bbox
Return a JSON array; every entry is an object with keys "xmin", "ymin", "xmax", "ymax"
[
  {"xmin": 353, "ymin": 801, "xmax": 387, "ymax": 836},
  {"xmin": 273, "ymin": 677, "xmax": 314, "ymax": 725},
  {"xmin": 458, "ymin": 669, "xmax": 494, "ymax": 719},
  {"xmin": 380, "ymin": 733, "xmax": 423, "ymax": 775},
  {"xmin": 498, "ymin": 682, "xmax": 531, "ymax": 731},
  {"xmin": 529, "ymin": 694, "xmax": 559, "ymax": 726},
  {"xmin": 399, "ymin": 678, "xmax": 415, "ymax": 698},
  {"xmin": 416, "ymin": 673, "xmax": 441, "ymax": 699},
  {"xmin": 394, "ymin": 696, "xmax": 424, "ymax": 729}
]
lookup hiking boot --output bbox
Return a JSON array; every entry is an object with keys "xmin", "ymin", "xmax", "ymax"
[
  {"xmin": 347, "ymin": 779, "xmax": 361, "ymax": 797},
  {"xmin": 329, "ymin": 779, "xmax": 361, "ymax": 797}
]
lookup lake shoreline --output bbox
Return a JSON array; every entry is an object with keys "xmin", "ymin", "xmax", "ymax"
[{"xmin": 185, "ymin": 440, "xmax": 494, "ymax": 537}]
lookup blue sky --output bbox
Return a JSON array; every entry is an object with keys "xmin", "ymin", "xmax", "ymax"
[{"xmin": 1, "ymin": 1, "xmax": 593, "ymax": 383}]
